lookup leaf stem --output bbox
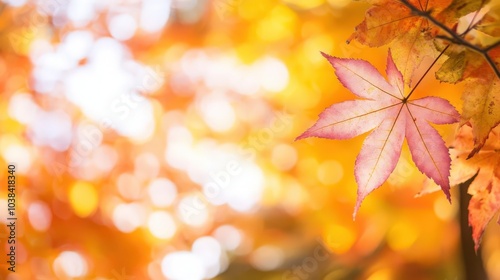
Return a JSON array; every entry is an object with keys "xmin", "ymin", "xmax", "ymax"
[{"xmin": 405, "ymin": 45, "xmax": 449, "ymax": 100}]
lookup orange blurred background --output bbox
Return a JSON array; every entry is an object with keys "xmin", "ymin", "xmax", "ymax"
[{"xmin": 0, "ymin": 0, "xmax": 499, "ymax": 279}]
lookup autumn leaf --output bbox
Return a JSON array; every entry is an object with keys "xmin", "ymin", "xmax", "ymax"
[
  {"xmin": 435, "ymin": 48, "xmax": 485, "ymax": 84},
  {"xmin": 347, "ymin": 0, "xmax": 486, "ymax": 86},
  {"xmin": 461, "ymin": 75, "xmax": 500, "ymax": 157},
  {"xmin": 418, "ymin": 125, "xmax": 500, "ymax": 250},
  {"xmin": 475, "ymin": 4, "xmax": 500, "ymax": 37},
  {"xmin": 452, "ymin": 125, "xmax": 500, "ymax": 251},
  {"xmin": 348, "ymin": 0, "xmax": 438, "ymax": 85},
  {"xmin": 434, "ymin": 46, "xmax": 500, "ymax": 82},
  {"xmin": 296, "ymin": 51, "xmax": 460, "ymax": 217},
  {"xmin": 439, "ymin": 0, "xmax": 491, "ymax": 21},
  {"xmin": 469, "ymin": 175, "xmax": 500, "ymax": 251},
  {"xmin": 349, "ymin": 0, "xmax": 490, "ymax": 86}
]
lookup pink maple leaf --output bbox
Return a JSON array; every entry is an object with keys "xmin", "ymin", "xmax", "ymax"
[{"xmin": 297, "ymin": 50, "xmax": 460, "ymax": 218}]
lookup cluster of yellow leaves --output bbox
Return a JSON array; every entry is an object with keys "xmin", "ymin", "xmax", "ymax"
[
  {"xmin": 436, "ymin": 16, "xmax": 500, "ymax": 158},
  {"xmin": 348, "ymin": 0, "xmax": 484, "ymax": 84}
]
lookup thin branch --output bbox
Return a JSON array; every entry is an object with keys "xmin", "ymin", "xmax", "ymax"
[
  {"xmin": 435, "ymin": 35, "xmax": 461, "ymax": 45},
  {"xmin": 486, "ymin": 40, "xmax": 500, "ymax": 52},
  {"xmin": 399, "ymin": 0, "xmax": 500, "ymax": 79}
]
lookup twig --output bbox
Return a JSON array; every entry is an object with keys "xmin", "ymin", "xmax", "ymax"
[
  {"xmin": 485, "ymin": 40, "xmax": 500, "ymax": 52},
  {"xmin": 435, "ymin": 35, "xmax": 461, "ymax": 45}
]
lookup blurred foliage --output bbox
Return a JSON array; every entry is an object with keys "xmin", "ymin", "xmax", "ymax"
[{"xmin": 0, "ymin": 0, "xmax": 498, "ymax": 279}]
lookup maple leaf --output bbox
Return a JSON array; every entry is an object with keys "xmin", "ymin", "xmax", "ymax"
[
  {"xmin": 462, "ymin": 132, "xmax": 500, "ymax": 251},
  {"xmin": 296, "ymin": 51, "xmax": 460, "ymax": 217},
  {"xmin": 417, "ymin": 125, "xmax": 500, "ymax": 250},
  {"xmin": 451, "ymin": 125, "xmax": 500, "ymax": 251}
]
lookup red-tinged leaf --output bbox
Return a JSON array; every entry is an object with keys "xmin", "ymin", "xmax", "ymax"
[
  {"xmin": 469, "ymin": 171, "xmax": 500, "ymax": 252},
  {"xmin": 407, "ymin": 97, "xmax": 462, "ymax": 124},
  {"xmin": 354, "ymin": 111, "xmax": 406, "ymax": 217},
  {"xmin": 321, "ymin": 52, "xmax": 402, "ymax": 101},
  {"xmin": 419, "ymin": 125, "xmax": 500, "ymax": 250},
  {"xmin": 416, "ymin": 149, "xmax": 479, "ymax": 197},
  {"xmin": 295, "ymin": 100, "xmax": 393, "ymax": 140},
  {"xmin": 405, "ymin": 107, "xmax": 452, "ymax": 200},
  {"xmin": 297, "ymin": 51, "xmax": 460, "ymax": 218},
  {"xmin": 455, "ymin": 125, "xmax": 500, "ymax": 251}
]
